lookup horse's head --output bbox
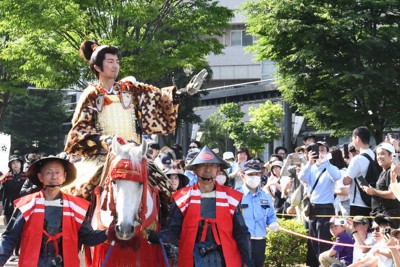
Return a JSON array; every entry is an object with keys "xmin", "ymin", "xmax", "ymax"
[{"xmin": 108, "ymin": 137, "xmax": 147, "ymax": 240}]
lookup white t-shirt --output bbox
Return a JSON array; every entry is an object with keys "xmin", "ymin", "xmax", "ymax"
[
  {"xmin": 367, "ymin": 240, "xmax": 393, "ymax": 267},
  {"xmin": 353, "ymin": 232, "xmax": 375, "ymax": 262},
  {"xmin": 346, "ymin": 148, "xmax": 375, "ymax": 207},
  {"xmin": 335, "ymin": 168, "xmax": 350, "ymax": 202}
]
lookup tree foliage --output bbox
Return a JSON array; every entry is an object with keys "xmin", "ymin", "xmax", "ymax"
[
  {"xmin": 3, "ymin": 90, "xmax": 68, "ymax": 155},
  {"xmin": 0, "ymin": 0, "xmax": 233, "ymax": 139},
  {"xmin": 217, "ymin": 101, "xmax": 283, "ymax": 155},
  {"xmin": 200, "ymin": 112, "xmax": 228, "ymax": 151},
  {"xmin": 243, "ymin": 0, "xmax": 400, "ymax": 142},
  {"xmin": 0, "ymin": 0, "xmax": 233, "ymax": 88}
]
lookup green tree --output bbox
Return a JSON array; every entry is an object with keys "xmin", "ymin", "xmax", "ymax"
[
  {"xmin": 3, "ymin": 90, "xmax": 68, "ymax": 155},
  {"xmin": 0, "ymin": 0, "xmax": 233, "ymax": 135},
  {"xmin": 200, "ymin": 112, "xmax": 228, "ymax": 151},
  {"xmin": 218, "ymin": 101, "xmax": 283, "ymax": 155},
  {"xmin": 0, "ymin": 0, "xmax": 233, "ymax": 88},
  {"xmin": 243, "ymin": 0, "xmax": 400, "ymax": 143}
]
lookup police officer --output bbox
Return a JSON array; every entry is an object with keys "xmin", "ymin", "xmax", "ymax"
[{"xmin": 237, "ymin": 159, "xmax": 279, "ymax": 267}]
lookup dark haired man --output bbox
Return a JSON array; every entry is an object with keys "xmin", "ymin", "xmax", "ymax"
[
  {"xmin": 66, "ymin": 40, "xmax": 207, "ymax": 155},
  {"xmin": 274, "ymin": 146, "xmax": 288, "ymax": 160},
  {"xmin": 64, "ymin": 40, "xmax": 207, "ymax": 200},
  {"xmin": 303, "ymin": 133, "xmax": 316, "ymax": 146},
  {"xmin": 343, "ymin": 126, "xmax": 376, "ymax": 216},
  {"xmin": 299, "ymin": 141, "xmax": 341, "ymax": 266},
  {"xmin": 360, "ymin": 143, "xmax": 400, "ymax": 225}
]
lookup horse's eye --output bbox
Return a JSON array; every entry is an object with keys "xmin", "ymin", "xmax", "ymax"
[{"xmin": 111, "ymin": 180, "xmax": 116, "ymax": 184}]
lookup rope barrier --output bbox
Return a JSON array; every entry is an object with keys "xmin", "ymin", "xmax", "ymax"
[
  {"xmin": 275, "ymin": 212, "xmax": 400, "ymax": 219},
  {"xmin": 278, "ymin": 226, "xmax": 399, "ymax": 249}
]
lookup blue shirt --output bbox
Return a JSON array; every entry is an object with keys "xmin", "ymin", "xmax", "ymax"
[
  {"xmin": 185, "ymin": 170, "xmax": 197, "ymax": 186},
  {"xmin": 237, "ymin": 185, "xmax": 278, "ymax": 238},
  {"xmin": 298, "ymin": 160, "xmax": 341, "ymax": 204}
]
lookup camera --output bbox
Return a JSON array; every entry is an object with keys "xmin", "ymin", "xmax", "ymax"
[
  {"xmin": 307, "ymin": 143, "xmax": 319, "ymax": 159},
  {"xmin": 393, "ymin": 154, "xmax": 399, "ymax": 164},
  {"xmin": 334, "ymin": 218, "xmax": 346, "ymax": 226},
  {"xmin": 292, "ymin": 153, "xmax": 301, "ymax": 166},
  {"xmin": 384, "ymin": 227, "xmax": 392, "ymax": 237}
]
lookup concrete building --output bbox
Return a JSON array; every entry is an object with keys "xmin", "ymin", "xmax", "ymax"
[{"xmin": 190, "ymin": 0, "xmax": 289, "ymax": 158}]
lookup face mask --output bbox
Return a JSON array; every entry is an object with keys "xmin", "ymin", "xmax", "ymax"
[
  {"xmin": 246, "ymin": 175, "xmax": 261, "ymax": 188},
  {"xmin": 215, "ymin": 175, "xmax": 227, "ymax": 185}
]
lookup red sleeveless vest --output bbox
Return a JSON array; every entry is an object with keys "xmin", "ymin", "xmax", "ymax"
[
  {"xmin": 173, "ymin": 182, "xmax": 243, "ymax": 267},
  {"xmin": 14, "ymin": 191, "xmax": 90, "ymax": 267}
]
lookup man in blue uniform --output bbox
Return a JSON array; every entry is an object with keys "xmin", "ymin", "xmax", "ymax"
[{"xmin": 237, "ymin": 159, "xmax": 279, "ymax": 267}]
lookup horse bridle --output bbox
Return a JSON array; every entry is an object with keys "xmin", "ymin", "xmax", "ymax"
[{"xmin": 103, "ymin": 157, "xmax": 149, "ymax": 227}]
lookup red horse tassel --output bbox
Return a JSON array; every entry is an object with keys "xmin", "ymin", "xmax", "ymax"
[{"xmin": 89, "ymin": 156, "xmax": 166, "ymax": 267}]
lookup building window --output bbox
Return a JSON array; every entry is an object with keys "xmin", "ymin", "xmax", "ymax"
[{"xmin": 231, "ymin": 30, "xmax": 253, "ymax": 47}]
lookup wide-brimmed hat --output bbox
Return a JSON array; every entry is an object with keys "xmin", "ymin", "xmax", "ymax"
[
  {"xmin": 295, "ymin": 146, "xmax": 306, "ymax": 153},
  {"xmin": 27, "ymin": 156, "xmax": 77, "ymax": 187},
  {"xmin": 165, "ymin": 168, "xmax": 189, "ymax": 187},
  {"xmin": 185, "ymin": 145, "xmax": 229, "ymax": 171},
  {"xmin": 8, "ymin": 154, "xmax": 23, "ymax": 169},
  {"xmin": 270, "ymin": 161, "xmax": 283, "ymax": 169}
]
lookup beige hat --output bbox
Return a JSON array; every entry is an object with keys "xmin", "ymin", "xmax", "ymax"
[
  {"xmin": 295, "ymin": 146, "xmax": 306, "ymax": 153},
  {"xmin": 270, "ymin": 161, "xmax": 283, "ymax": 169},
  {"xmin": 264, "ymin": 160, "xmax": 283, "ymax": 172}
]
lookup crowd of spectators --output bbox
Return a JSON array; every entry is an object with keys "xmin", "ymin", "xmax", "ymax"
[
  {"xmin": 4, "ymin": 124, "xmax": 400, "ymax": 266},
  {"xmin": 144, "ymin": 125, "xmax": 400, "ymax": 267}
]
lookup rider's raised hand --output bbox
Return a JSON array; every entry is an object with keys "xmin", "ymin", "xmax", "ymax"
[{"xmin": 183, "ymin": 69, "xmax": 208, "ymax": 95}]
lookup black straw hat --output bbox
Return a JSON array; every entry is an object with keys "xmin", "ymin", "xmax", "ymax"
[
  {"xmin": 185, "ymin": 145, "xmax": 229, "ymax": 171},
  {"xmin": 27, "ymin": 156, "xmax": 76, "ymax": 187}
]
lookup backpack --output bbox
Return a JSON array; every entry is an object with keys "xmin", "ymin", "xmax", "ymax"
[{"xmin": 353, "ymin": 153, "xmax": 381, "ymax": 207}]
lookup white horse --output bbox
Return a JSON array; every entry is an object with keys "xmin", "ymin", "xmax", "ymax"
[{"xmin": 86, "ymin": 137, "xmax": 165, "ymax": 267}]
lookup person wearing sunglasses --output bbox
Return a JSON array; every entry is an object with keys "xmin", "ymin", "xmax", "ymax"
[
  {"xmin": 348, "ymin": 215, "xmax": 395, "ymax": 267},
  {"xmin": 344, "ymin": 216, "xmax": 374, "ymax": 263}
]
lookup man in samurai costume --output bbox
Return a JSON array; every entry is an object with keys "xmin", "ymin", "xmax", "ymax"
[{"xmin": 63, "ymin": 40, "xmax": 208, "ymax": 220}]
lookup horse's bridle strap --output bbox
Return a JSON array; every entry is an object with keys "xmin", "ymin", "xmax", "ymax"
[{"xmin": 109, "ymin": 159, "xmax": 147, "ymax": 183}]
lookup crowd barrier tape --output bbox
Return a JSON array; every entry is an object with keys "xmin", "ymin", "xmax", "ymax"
[
  {"xmin": 278, "ymin": 226, "xmax": 399, "ymax": 249},
  {"xmin": 275, "ymin": 213, "xmax": 400, "ymax": 219}
]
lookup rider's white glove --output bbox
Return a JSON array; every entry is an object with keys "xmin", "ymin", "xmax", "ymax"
[
  {"xmin": 183, "ymin": 69, "xmax": 208, "ymax": 95},
  {"xmin": 121, "ymin": 76, "xmax": 137, "ymax": 84}
]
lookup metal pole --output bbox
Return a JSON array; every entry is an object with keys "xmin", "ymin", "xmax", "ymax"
[{"xmin": 283, "ymin": 101, "xmax": 293, "ymax": 152}]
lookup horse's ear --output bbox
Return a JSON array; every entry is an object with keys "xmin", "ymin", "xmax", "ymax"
[
  {"xmin": 141, "ymin": 139, "xmax": 147, "ymax": 157},
  {"xmin": 111, "ymin": 136, "xmax": 123, "ymax": 155}
]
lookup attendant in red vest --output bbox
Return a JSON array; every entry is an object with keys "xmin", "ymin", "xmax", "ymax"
[
  {"xmin": 0, "ymin": 156, "xmax": 108, "ymax": 267},
  {"xmin": 148, "ymin": 146, "xmax": 252, "ymax": 267}
]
